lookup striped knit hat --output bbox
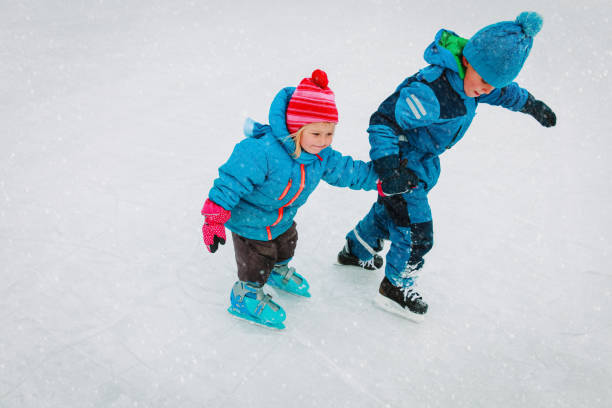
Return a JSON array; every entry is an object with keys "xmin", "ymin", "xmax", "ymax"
[{"xmin": 286, "ymin": 69, "xmax": 338, "ymax": 134}]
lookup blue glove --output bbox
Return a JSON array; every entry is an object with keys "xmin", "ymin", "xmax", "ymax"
[
  {"xmin": 373, "ymin": 155, "xmax": 419, "ymax": 196},
  {"xmin": 520, "ymin": 93, "xmax": 557, "ymax": 127}
]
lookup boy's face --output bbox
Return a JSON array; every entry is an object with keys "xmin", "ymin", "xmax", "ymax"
[
  {"xmin": 300, "ymin": 122, "xmax": 335, "ymax": 154},
  {"xmin": 462, "ymin": 56, "xmax": 495, "ymax": 98}
]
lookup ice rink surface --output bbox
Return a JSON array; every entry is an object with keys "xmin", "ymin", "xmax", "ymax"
[{"xmin": 1, "ymin": 1, "xmax": 611, "ymax": 406}]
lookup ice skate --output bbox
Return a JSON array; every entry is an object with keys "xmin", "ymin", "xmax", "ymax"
[
  {"xmin": 267, "ymin": 264, "xmax": 311, "ymax": 297},
  {"xmin": 227, "ymin": 281, "xmax": 286, "ymax": 329},
  {"xmin": 337, "ymin": 240, "xmax": 383, "ymax": 270},
  {"xmin": 375, "ymin": 276, "xmax": 428, "ymax": 322}
]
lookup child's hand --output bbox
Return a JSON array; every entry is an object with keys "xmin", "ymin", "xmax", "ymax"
[
  {"xmin": 374, "ymin": 155, "xmax": 420, "ymax": 196},
  {"xmin": 520, "ymin": 93, "xmax": 557, "ymax": 127},
  {"xmin": 201, "ymin": 199, "xmax": 231, "ymax": 253}
]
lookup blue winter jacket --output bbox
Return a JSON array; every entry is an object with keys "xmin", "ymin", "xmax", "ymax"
[
  {"xmin": 368, "ymin": 29, "xmax": 530, "ymax": 191},
  {"xmin": 209, "ymin": 87, "xmax": 378, "ymax": 241}
]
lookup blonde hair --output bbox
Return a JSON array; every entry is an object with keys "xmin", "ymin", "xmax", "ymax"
[{"xmin": 288, "ymin": 127, "xmax": 305, "ymax": 158}]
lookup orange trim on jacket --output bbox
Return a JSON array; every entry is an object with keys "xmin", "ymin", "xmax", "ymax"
[
  {"xmin": 278, "ymin": 179, "xmax": 292, "ymax": 200},
  {"xmin": 265, "ymin": 164, "xmax": 306, "ymax": 240}
]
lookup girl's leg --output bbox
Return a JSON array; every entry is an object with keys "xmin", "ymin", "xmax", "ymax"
[
  {"xmin": 268, "ymin": 223, "xmax": 310, "ymax": 297},
  {"xmin": 274, "ymin": 222, "xmax": 298, "ymax": 265},
  {"xmin": 232, "ymin": 233, "xmax": 277, "ymax": 286},
  {"xmin": 229, "ymin": 232, "xmax": 287, "ymax": 328}
]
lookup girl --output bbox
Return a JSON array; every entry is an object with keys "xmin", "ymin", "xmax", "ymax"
[{"xmin": 202, "ymin": 70, "xmax": 394, "ymax": 329}]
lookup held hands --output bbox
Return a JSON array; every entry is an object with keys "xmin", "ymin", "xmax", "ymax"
[
  {"xmin": 520, "ymin": 93, "xmax": 557, "ymax": 127},
  {"xmin": 373, "ymin": 155, "xmax": 420, "ymax": 196},
  {"xmin": 201, "ymin": 198, "xmax": 231, "ymax": 253}
]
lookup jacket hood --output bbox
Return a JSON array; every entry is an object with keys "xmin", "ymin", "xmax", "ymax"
[
  {"xmin": 242, "ymin": 87, "xmax": 325, "ymax": 164},
  {"xmin": 420, "ymin": 29, "xmax": 470, "ymax": 98},
  {"xmin": 423, "ymin": 29, "xmax": 468, "ymax": 76}
]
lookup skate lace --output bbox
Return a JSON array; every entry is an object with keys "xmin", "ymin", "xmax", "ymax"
[
  {"xmin": 399, "ymin": 264, "xmax": 422, "ymax": 302},
  {"xmin": 402, "ymin": 286, "xmax": 422, "ymax": 302},
  {"xmin": 359, "ymin": 258, "xmax": 376, "ymax": 269}
]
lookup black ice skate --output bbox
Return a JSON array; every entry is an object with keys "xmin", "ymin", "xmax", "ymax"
[
  {"xmin": 337, "ymin": 240, "xmax": 383, "ymax": 270},
  {"xmin": 375, "ymin": 276, "xmax": 428, "ymax": 322}
]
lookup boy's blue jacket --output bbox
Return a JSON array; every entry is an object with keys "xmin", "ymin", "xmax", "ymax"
[
  {"xmin": 209, "ymin": 87, "xmax": 378, "ymax": 241},
  {"xmin": 369, "ymin": 29, "xmax": 530, "ymax": 191}
]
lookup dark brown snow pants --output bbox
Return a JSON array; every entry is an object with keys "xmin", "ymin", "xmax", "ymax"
[{"xmin": 231, "ymin": 222, "xmax": 298, "ymax": 285}]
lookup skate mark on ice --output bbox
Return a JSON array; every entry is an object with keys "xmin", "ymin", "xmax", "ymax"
[{"xmin": 286, "ymin": 327, "xmax": 394, "ymax": 407}]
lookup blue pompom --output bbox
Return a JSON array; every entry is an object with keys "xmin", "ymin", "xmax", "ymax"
[
  {"xmin": 515, "ymin": 11, "xmax": 543, "ymax": 37},
  {"xmin": 243, "ymin": 117, "xmax": 269, "ymax": 139},
  {"xmin": 243, "ymin": 117, "xmax": 256, "ymax": 137}
]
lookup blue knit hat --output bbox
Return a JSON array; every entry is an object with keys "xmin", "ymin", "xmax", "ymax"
[{"xmin": 463, "ymin": 12, "xmax": 543, "ymax": 88}]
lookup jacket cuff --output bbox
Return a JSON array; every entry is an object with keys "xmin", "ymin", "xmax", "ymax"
[{"xmin": 520, "ymin": 92, "xmax": 536, "ymax": 114}]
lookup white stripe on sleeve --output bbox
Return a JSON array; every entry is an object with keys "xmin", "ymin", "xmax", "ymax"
[
  {"xmin": 404, "ymin": 96, "xmax": 422, "ymax": 119},
  {"xmin": 410, "ymin": 94, "xmax": 427, "ymax": 116}
]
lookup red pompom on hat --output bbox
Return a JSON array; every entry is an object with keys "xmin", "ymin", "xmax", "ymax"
[
  {"xmin": 311, "ymin": 69, "xmax": 329, "ymax": 88},
  {"xmin": 286, "ymin": 69, "xmax": 338, "ymax": 134}
]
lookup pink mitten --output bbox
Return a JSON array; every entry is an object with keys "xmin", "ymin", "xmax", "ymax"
[{"xmin": 201, "ymin": 199, "xmax": 231, "ymax": 253}]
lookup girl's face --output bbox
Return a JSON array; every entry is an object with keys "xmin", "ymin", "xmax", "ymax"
[
  {"xmin": 462, "ymin": 56, "xmax": 495, "ymax": 98},
  {"xmin": 299, "ymin": 122, "xmax": 335, "ymax": 154}
]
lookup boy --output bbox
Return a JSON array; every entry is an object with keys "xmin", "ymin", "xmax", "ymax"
[{"xmin": 337, "ymin": 12, "xmax": 556, "ymax": 320}]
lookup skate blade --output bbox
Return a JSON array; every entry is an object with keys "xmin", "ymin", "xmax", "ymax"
[
  {"xmin": 373, "ymin": 293, "xmax": 425, "ymax": 323},
  {"xmin": 227, "ymin": 307, "xmax": 286, "ymax": 330},
  {"xmin": 333, "ymin": 262, "xmax": 380, "ymax": 271}
]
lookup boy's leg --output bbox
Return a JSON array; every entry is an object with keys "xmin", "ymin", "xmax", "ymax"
[
  {"xmin": 384, "ymin": 221, "xmax": 433, "ymax": 282},
  {"xmin": 375, "ymin": 190, "xmax": 433, "ymax": 319},
  {"xmin": 377, "ymin": 221, "xmax": 429, "ymax": 319},
  {"xmin": 407, "ymin": 221, "xmax": 434, "ymax": 268},
  {"xmin": 384, "ymin": 223, "xmax": 413, "ymax": 284},
  {"xmin": 382, "ymin": 189, "xmax": 433, "ymax": 284},
  {"xmin": 344, "ymin": 201, "xmax": 388, "ymax": 261}
]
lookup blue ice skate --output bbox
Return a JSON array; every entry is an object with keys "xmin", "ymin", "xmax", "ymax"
[
  {"xmin": 267, "ymin": 264, "xmax": 311, "ymax": 297},
  {"xmin": 227, "ymin": 281, "xmax": 286, "ymax": 330}
]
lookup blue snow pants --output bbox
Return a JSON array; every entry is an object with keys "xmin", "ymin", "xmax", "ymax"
[{"xmin": 346, "ymin": 188, "xmax": 434, "ymax": 286}]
